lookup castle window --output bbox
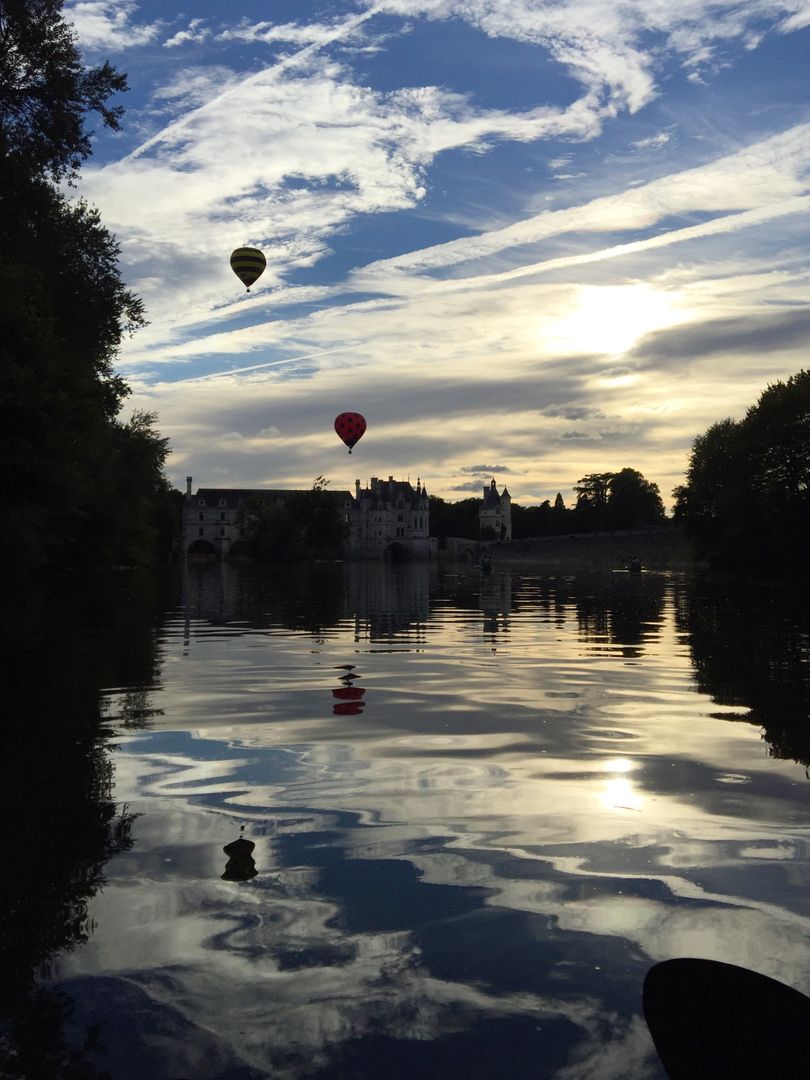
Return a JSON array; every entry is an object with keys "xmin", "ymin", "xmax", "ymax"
[
  {"xmin": 397, "ymin": 513, "xmax": 403, "ymax": 522},
  {"xmin": 220, "ymin": 528, "xmax": 226, "ymax": 537},
  {"xmin": 220, "ymin": 512, "xmax": 226, "ymax": 521},
  {"xmin": 199, "ymin": 512, "xmax": 204, "ymax": 521},
  {"xmin": 198, "ymin": 527, "xmax": 204, "ymax": 537},
  {"xmin": 219, "ymin": 498, "xmax": 227, "ymax": 507},
  {"xmin": 198, "ymin": 498, "xmax": 206, "ymax": 507}
]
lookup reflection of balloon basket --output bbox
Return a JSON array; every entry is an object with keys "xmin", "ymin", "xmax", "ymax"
[{"xmin": 222, "ymin": 836, "xmax": 257, "ymax": 881}]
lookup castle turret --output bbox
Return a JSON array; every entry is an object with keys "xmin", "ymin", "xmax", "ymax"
[{"xmin": 479, "ymin": 479, "xmax": 512, "ymax": 541}]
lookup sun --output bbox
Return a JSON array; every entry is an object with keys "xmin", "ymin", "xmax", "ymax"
[{"xmin": 540, "ymin": 283, "xmax": 685, "ymax": 357}]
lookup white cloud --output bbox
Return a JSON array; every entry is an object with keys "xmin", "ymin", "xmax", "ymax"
[
  {"xmin": 631, "ymin": 131, "xmax": 672, "ymax": 150},
  {"xmin": 779, "ymin": 3, "xmax": 810, "ymax": 31},
  {"xmin": 64, "ymin": 0, "xmax": 810, "ymax": 499},
  {"xmin": 367, "ymin": 0, "xmax": 809, "ymax": 112},
  {"xmin": 65, "ymin": 0, "xmax": 161, "ymax": 51},
  {"xmin": 352, "ymin": 124, "xmax": 810, "ymax": 282},
  {"xmin": 163, "ymin": 18, "xmax": 211, "ymax": 49},
  {"xmin": 217, "ymin": 18, "xmax": 369, "ymax": 48}
]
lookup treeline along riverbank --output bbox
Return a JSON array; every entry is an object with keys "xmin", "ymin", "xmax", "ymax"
[{"xmin": 446, "ymin": 525, "xmax": 696, "ymax": 571}]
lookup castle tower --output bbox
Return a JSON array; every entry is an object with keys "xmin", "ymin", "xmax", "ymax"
[{"xmin": 479, "ymin": 479, "xmax": 512, "ymax": 541}]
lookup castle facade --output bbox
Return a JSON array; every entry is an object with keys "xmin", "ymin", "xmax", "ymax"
[{"xmin": 182, "ymin": 475, "xmax": 433, "ymax": 560}]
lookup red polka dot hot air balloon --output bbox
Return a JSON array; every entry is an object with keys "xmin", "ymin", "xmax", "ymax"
[{"xmin": 334, "ymin": 412, "xmax": 366, "ymax": 453}]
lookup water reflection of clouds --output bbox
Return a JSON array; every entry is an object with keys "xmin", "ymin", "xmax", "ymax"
[
  {"xmin": 59, "ymin": 743, "xmax": 810, "ymax": 1076},
  {"xmin": 66, "ymin": 566, "xmax": 810, "ymax": 1076}
]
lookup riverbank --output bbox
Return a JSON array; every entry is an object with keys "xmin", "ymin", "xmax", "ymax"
[{"xmin": 452, "ymin": 525, "xmax": 697, "ymax": 570}]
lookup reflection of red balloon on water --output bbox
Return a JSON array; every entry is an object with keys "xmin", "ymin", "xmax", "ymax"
[
  {"xmin": 333, "ymin": 701, "xmax": 365, "ymax": 716},
  {"xmin": 332, "ymin": 686, "xmax": 365, "ymax": 700},
  {"xmin": 334, "ymin": 412, "xmax": 366, "ymax": 453}
]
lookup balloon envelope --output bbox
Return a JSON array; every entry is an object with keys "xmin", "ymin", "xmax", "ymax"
[
  {"xmin": 333, "ymin": 701, "xmax": 364, "ymax": 716},
  {"xmin": 230, "ymin": 247, "xmax": 266, "ymax": 291},
  {"xmin": 334, "ymin": 412, "xmax": 366, "ymax": 452}
]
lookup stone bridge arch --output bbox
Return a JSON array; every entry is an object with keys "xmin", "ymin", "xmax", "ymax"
[
  {"xmin": 187, "ymin": 538, "xmax": 216, "ymax": 557},
  {"xmin": 385, "ymin": 542, "xmax": 411, "ymax": 563}
]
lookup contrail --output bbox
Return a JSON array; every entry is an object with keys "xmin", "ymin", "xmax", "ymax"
[
  {"xmin": 123, "ymin": 4, "xmax": 386, "ymax": 163},
  {"xmin": 168, "ymin": 344, "xmax": 358, "ymax": 384}
]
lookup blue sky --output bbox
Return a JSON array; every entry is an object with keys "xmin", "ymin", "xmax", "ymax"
[{"xmin": 65, "ymin": 1, "xmax": 810, "ymax": 504}]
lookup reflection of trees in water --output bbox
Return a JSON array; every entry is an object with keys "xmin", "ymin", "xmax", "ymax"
[
  {"xmin": 182, "ymin": 561, "xmax": 432, "ymax": 641},
  {"xmin": 184, "ymin": 560, "xmax": 349, "ymax": 634},
  {"xmin": 430, "ymin": 569, "xmax": 666, "ymax": 657},
  {"xmin": 675, "ymin": 576, "xmax": 810, "ymax": 766},
  {"xmin": 571, "ymin": 572, "xmax": 667, "ymax": 658},
  {"xmin": 0, "ymin": 571, "xmax": 163, "ymax": 1073}
]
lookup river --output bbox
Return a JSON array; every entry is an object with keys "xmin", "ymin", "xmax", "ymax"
[{"xmin": 2, "ymin": 562, "xmax": 809, "ymax": 1078}]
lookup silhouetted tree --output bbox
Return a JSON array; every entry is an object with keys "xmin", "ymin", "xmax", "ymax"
[
  {"xmin": 0, "ymin": 0, "xmax": 178, "ymax": 568},
  {"xmin": 574, "ymin": 469, "xmax": 664, "ymax": 532},
  {"xmin": 551, "ymin": 492, "xmax": 571, "ymax": 534},
  {"xmin": 239, "ymin": 478, "xmax": 349, "ymax": 561},
  {"xmin": 573, "ymin": 472, "xmax": 613, "ymax": 531},
  {"xmin": 675, "ymin": 370, "xmax": 810, "ymax": 575},
  {"xmin": 607, "ymin": 468, "xmax": 665, "ymax": 528},
  {"xmin": 0, "ymin": 0, "xmax": 127, "ymax": 184},
  {"xmin": 511, "ymin": 500, "xmax": 552, "ymax": 538},
  {"xmin": 428, "ymin": 496, "xmax": 479, "ymax": 539}
]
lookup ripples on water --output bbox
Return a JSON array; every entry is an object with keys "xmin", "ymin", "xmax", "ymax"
[{"xmin": 3, "ymin": 563, "xmax": 810, "ymax": 1078}]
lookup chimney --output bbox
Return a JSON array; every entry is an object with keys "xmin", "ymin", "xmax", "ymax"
[
  {"xmin": 355, "ymin": 478, "xmax": 361, "ymax": 499},
  {"xmin": 186, "ymin": 476, "xmax": 192, "ymax": 497},
  {"xmin": 388, "ymin": 475, "xmax": 393, "ymax": 482}
]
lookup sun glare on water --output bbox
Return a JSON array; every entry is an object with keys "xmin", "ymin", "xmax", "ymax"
[{"xmin": 601, "ymin": 758, "xmax": 645, "ymax": 812}]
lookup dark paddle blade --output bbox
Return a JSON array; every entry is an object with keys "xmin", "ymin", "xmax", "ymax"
[{"xmin": 643, "ymin": 958, "xmax": 810, "ymax": 1079}]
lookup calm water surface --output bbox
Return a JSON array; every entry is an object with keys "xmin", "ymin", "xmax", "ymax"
[{"xmin": 3, "ymin": 562, "xmax": 810, "ymax": 1078}]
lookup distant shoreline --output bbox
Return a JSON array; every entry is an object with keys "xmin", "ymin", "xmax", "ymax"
[{"xmin": 444, "ymin": 525, "xmax": 698, "ymax": 571}]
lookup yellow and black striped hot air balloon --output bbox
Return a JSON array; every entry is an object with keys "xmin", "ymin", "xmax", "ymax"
[{"xmin": 230, "ymin": 247, "xmax": 266, "ymax": 292}]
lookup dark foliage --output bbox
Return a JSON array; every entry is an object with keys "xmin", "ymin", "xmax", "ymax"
[
  {"xmin": 575, "ymin": 469, "xmax": 665, "ymax": 531},
  {"xmin": 431, "ymin": 474, "xmax": 665, "ymax": 542},
  {"xmin": 0, "ymin": 0, "xmax": 126, "ymax": 184},
  {"xmin": 674, "ymin": 370, "xmax": 810, "ymax": 576},
  {"xmin": 0, "ymin": 1, "xmax": 179, "ymax": 569},
  {"xmin": 674, "ymin": 574, "xmax": 810, "ymax": 766},
  {"xmin": 0, "ymin": 569, "xmax": 167, "ymax": 1076},
  {"xmin": 428, "ymin": 496, "xmax": 480, "ymax": 539},
  {"xmin": 238, "ymin": 477, "xmax": 350, "ymax": 562}
]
